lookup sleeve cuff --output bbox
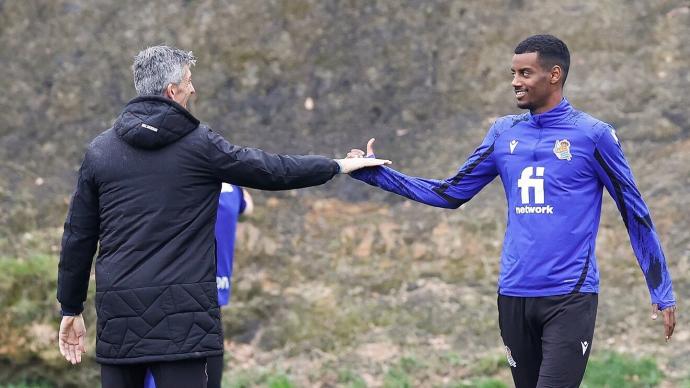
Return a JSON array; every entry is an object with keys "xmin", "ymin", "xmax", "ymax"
[{"xmin": 60, "ymin": 303, "xmax": 84, "ymax": 316}]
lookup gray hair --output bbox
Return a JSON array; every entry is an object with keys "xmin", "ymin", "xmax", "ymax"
[{"xmin": 132, "ymin": 46, "xmax": 197, "ymax": 96}]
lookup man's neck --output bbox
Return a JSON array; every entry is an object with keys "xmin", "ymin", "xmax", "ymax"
[{"xmin": 531, "ymin": 90, "xmax": 564, "ymax": 114}]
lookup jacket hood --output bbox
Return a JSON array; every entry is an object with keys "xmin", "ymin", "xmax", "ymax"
[{"xmin": 114, "ymin": 95, "xmax": 200, "ymax": 150}]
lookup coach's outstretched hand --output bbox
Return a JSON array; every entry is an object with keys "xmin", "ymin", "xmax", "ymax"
[
  {"xmin": 59, "ymin": 315, "xmax": 86, "ymax": 364},
  {"xmin": 335, "ymin": 145, "xmax": 390, "ymax": 173},
  {"xmin": 651, "ymin": 304, "xmax": 676, "ymax": 342}
]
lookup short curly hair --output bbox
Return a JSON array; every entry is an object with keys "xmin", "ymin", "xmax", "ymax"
[{"xmin": 514, "ymin": 35, "xmax": 570, "ymax": 86}]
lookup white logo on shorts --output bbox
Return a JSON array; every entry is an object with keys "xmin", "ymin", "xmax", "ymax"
[{"xmin": 581, "ymin": 341, "xmax": 589, "ymax": 355}]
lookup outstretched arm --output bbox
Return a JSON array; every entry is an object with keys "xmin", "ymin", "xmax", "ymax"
[
  {"xmin": 592, "ymin": 126, "xmax": 676, "ymax": 340},
  {"xmin": 348, "ymin": 132, "xmax": 499, "ymax": 209},
  {"xmin": 207, "ymin": 130, "xmax": 390, "ymax": 190}
]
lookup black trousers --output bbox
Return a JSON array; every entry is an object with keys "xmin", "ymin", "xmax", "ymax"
[
  {"xmin": 498, "ymin": 293, "xmax": 598, "ymax": 388},
  {"xmin": 101, "ymin": 358, "xmax": 208, "ymax": 388},
  {"xmin": 206, "ymin": 354, "xmax": 224, "ymax": 388}
]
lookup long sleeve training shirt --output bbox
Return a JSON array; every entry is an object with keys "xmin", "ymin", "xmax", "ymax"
[{"xmin": 351, "ymin": 98, "xmax": 675, "ymax": 309}]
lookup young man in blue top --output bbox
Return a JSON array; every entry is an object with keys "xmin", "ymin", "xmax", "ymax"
[
  {"xmin": 145, "ymin": 183, "xmax": 253, "ymax": 388},
  {"xmin": 347, "ymin": 34, "xmax": 676, "ymax": 387}
]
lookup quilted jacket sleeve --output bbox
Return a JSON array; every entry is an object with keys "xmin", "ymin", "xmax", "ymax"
[
  {"xmin": 206, "ymin": 130, "xmax": 340, "ymax": 190},
  {"xmin": 57, "ymin": 152, "xmax": 100, "ymax": 315}
]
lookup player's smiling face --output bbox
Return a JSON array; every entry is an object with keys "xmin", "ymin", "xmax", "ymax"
[{"xmin": 511, "ymin": 52, "xmax": 554, "ymax": 114}]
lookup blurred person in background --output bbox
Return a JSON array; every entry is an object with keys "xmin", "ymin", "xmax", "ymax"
[
  {"xmin": 346, "ymin": 34, "xmax": 676, "ymax": 388},
  {"xmin": 145, "ymin": 184, "xmax": 253, "ymax": 388},
  {"xmin": 56, "ymin": 45, "xmax": 389, "ymax": 388}
]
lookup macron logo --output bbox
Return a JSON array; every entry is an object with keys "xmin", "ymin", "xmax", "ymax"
[
  {"xmin": 510, "ymin": 139, "xmax": 518, "ymax": 154},
  {"xmin": 141, "ymin": 123, "xmax": 159, "ymax": 132},
  {"xmin": 581, "ymin": 341, "xmax": 589, "ymax": 355}
]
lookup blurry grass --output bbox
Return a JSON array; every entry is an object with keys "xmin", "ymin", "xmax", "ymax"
[
  {"xmin": 383, "ymin": 368, "xmax": 411, "ymax": 388},
  {"xmin": 582, "ymin": 352, "xmax": 662, "ymax": 388},
  {"xmin": 451, "ymin": 379, "xmax": 507, "ymax": 388},
  {"xmin": 266, "ymin": 375, "xmax": 294, "ymax": 388},
  {"xmin": 471, "ymin": 354, "xmax": 505, "ymax": 376},
  {"xmin": 338, "ymin": 369, "xmax": 367, "ymax": 388},
  {"xmin": 0, "ymin": 382, "xmax": 53, "ymax": 388},
  {"xmin": 383, "ymin": 356, "xmax": 421, "ymax": 388},
  {"xmin": 224, "ymin": 370, "xmax": 295, "ymax": 388}
]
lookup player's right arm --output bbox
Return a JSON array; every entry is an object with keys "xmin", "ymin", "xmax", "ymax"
[{"xmin": 348, "ymin": 126, "xmax": 500, "ymax": 209}]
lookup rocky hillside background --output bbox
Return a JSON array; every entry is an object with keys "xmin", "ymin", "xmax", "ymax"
[{"xmin": 1, "ymin": 0, "xmax": 689, "ymax": 386}]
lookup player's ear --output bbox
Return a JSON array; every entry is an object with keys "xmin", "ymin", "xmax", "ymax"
[{"xmin": 550, "ymin": 65, "xmax": 562, "ymax": 85}]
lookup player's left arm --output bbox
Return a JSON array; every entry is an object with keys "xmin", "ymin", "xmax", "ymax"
[{"xmin": 592, "ymin": 125, "xmax": 676, "ymax": 340}]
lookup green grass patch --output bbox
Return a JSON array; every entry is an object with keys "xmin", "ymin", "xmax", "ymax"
[
  {"xmin": 582, "ymin": 352, "xmax": 662, "ymax": 388},
  {"xmin": 450, "ymin": 378, "xmax": 507, "ymax": 388},
  {"xmin": 382, "ymin": 356, "xmax": 425, "ymax": 388},
  {"xmin": 338, "ymin": 369, "xmax": 367, "ymax": 388},
  {"xmin": 471, "ymin": 354, "xmax": 505, "ymax": 376},
  {"xmin": 224, "ymin": 370, "xmax": 295, "ymax": 388},
  {"xmin": 266, "ymin": 374, "xmax": 294, "ymax": 388},
  {"xmin": 383, "ymin": 367, "xmax": 411, "ymax": 388},
  {"xmin": 0, "ymin": 381, "xmax": 53, "ymax": 388}
]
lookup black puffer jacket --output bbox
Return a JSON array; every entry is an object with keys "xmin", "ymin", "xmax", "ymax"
[{"xmin": 57, "ymin": 96, "xmax": 339, "ymax": 364}]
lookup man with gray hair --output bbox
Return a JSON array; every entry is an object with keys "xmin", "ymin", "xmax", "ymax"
[{"xmin": 56, "ymin": 45, "xmax": 389, "ymax": 388}]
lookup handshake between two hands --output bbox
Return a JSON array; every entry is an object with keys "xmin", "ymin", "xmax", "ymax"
[{"xmin": 335, "ymin": 138, "xmax": 386, "ymax": 174}]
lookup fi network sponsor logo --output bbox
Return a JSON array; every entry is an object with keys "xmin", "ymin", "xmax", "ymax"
[{"xmin": 515, "ymin": 166, "xmax": 554, "ymax": 215}]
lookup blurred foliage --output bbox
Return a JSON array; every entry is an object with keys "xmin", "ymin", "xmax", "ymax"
[{"xmin": 0, "ymin": 254, "xmax": 99, "ymax": 387}]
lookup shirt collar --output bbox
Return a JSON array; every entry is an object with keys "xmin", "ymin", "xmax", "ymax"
[{"xmin": 528, "ymin": 98, "xmax": 573, "ymax": 127}]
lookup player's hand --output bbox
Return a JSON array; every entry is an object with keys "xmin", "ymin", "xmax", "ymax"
[
  {"xmin": 651, "ymin": 304, "xmax": 676, "ymax": 342},
  {"xmin": 59, "ymin": 315, "xmax": 87, "ymax": 364},
  {"xmin": 347, "ymin": 138, "xmax": 376, "ymax": 158}
]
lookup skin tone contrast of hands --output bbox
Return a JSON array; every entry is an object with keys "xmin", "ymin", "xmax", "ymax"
[
  {"xmin": 347, "ymin": 138, "xmax": 677, "ymax": 343},
  {"xmin": 336, "ymin": 151, "xmax": 390, "ymax": 173},
  {"xmin": 59, "ymin": 315, "xmax": 86, "ymax": 364}
]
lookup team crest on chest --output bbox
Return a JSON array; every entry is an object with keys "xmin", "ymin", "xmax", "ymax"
[{"xmin": 553, "ymin": 139, "xmax": 572, "ymax": 161}]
